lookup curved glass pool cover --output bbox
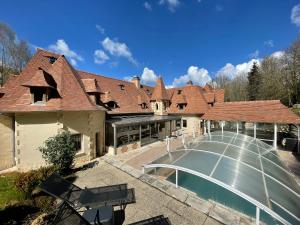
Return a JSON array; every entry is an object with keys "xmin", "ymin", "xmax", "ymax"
[{"xmin": 144, "ymin": 131, "xmax": 300, "ymax": 225}]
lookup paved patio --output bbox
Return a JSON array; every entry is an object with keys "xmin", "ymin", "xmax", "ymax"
[{"xmin": 74, "ymin": 160, "xmax": 223, "ymax": 225}]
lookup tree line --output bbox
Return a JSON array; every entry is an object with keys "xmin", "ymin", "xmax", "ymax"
[
  {"xmin": 0, "ymin": 22, "xmax": 31, "ymax": 86},
  {"xmin": 215, "ymin": 36, "xmax": 300, "ymax": 106}
]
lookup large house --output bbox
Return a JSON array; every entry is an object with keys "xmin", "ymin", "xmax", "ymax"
[{"xmin": 0, "ymin": 49, "xmax": 224, "ymax": 171}]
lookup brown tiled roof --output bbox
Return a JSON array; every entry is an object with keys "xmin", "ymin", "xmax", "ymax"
[
  {"xmin": 203, "ymin": 92, "xmax": 215, "ymax": 103},
  {"xmin": 151, "ymin": 77, "xmax": 169, "ymax": 101},
  {"xmin": 202, "ymin": 100, "xmax": 300, "ymax": 124},
  {"xmin": 215, "ymin": 89, "xmax": 225, "ymax": 103},
  {"xmin": 171, "ymin": 92, "xmax": 187, "ymax": 104},
  {"xmin": 0, "ymin": 49, "xmax": 105, "ymax": 112},
  {"xmin": 0, "ymin": 49, "xmax": 225, "ymax": 115},
  {"xmin": 204, "ymin": 84, "xmax": 213, "ymax": 92},
  {"xmin": 140, "ymin": 84, "xmax": 154, "ymax": 96},
  {"xmin": 22, "ymin": 69, "xmax": 55, "ymax": 88},
  {"xmin": 102, "ymin": 91, "xmax": 115, "ymax": 103},
  {"xmin": 81, "ymin": 78, "xmax": 101, "ymax": 93},
  {"xmin": 168, "ymin": 85, "xmax": 209, "ymax": 114},
  {"xmin": 78, "ymin": 71, "xmax": 153, "ymax": 114}
]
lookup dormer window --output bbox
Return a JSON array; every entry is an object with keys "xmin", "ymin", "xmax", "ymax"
[
  {"xmin": 177, "ymin": 90, "xmax": 182, "ymax": 94},
  {"xmin": 177, "ymin": 103, "xmax": 186, "ymax": 110},
  {"xmin": 31, "ymin": 87, "xmax": 48, "ymax": 104},
  {"xmin": 140, "ymin": 102, "xmax": 147, "ymax": 109},
  {"xmin": 22, "ymin": 69, "xmax": 58, "ymax": 106},
  {"xmin": 118, "ymin": 84, "xmax": 125, "ymax": 90},
  {"xmin": 106, "ymin": 101, "xmax": 118, "ymax": 109}
]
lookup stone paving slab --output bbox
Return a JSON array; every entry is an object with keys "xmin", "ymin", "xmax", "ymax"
[
  {"xmin": 100, "ymin": 154, "xmax": 257, "ymax": 225},
  {"xmin": 74, "ymin": 160, "xmax": 223, "ymax": 225}
]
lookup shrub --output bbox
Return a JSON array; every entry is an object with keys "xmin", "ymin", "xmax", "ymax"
[
  {"xmin": 0, "ymin": 199, "xmax": 38, "ymax": 225},
  {"xmin": 34, "ymin": 196, "xmax": 56, "ymax": 213},
  {"xmin": 39, "ymin": 131, "xmax": 77, "ymax": 174},
  {"xmin": 14, "ymin": 167, "xmax": 56, "ymax": 198}
]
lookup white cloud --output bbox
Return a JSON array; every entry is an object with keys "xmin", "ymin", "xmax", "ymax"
[
  {"xmin": 102, "ymin": 37, "xmax": 137, "ymax": 65},
  {"xmin": 248, "ymin": 50, "xmax": 259, "ymax": 58},
  {"xmin": 96, "ymin": 24, "xmax": 105, "ymax": 34},
  {"xmin": 172, "ymin": 66, "xmax": 212, "ymax": 87},
  {"xmin": 140, "ymin": 67, "xmax": 159, "ymax": 85},
  {"xmin": 271, "ymin": 51, "xmax": 285, "ymax": 59},
  {"xmin": 94, "ymin": 50, "xmax": 109, "ymax": 64},
  {"xmin": 216, "ymin": 59, "xmax": 260, "ymax": 80},
  {"xmin": 48, "ymin": 39, "xmax": 83, "ymax": 66},
  {"xmin": 165, "ymin": 85, "xmax": 174, "ymax": 89},
  {"xmin": 144, "ymin": 2, "xmax": 152, "ymax": 11},
  {"xmin": 159, "ymin": 0, "xmax": 180, "ymax": 12},
  {"xmin": 264, "ymin": 40, "xmax": 274, "ymax": 47},
  {"xmin": 291, "ymin": 4, "xmax": 300, "ymax": 26}
]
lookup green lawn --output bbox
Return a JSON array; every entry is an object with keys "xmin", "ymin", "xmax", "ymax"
[{"xmin": 0, "ymin": 173, "xmax": 25, "ymax": 209}]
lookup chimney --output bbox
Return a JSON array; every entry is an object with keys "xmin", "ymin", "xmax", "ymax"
[{"xmin": 131, "ymin": 76, "xmax": 140, "ymax": 88}]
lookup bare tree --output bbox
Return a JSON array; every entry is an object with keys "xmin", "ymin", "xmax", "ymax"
[
  {"xmin": 0, "ymin": 23, "xmax": 31, "ymax": 86},
  {"xmin": 214, "ymin": 71, "xmax": 248, "ymax": 102},
  {"xmin": 282, "ymin": 37, "xmax": 300, "ymax": 106},
  {"xmin": 258, "ymin": 56, "xmax": 288, "ymax": 103}
]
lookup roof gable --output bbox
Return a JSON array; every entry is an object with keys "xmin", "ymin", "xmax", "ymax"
[{"xmin": 0, "ymin": 49, "xmax": 104, "ymax": 112}]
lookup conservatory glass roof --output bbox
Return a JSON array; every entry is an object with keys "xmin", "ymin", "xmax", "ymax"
[{"xmin": 145, "ymin": 131, "xmax": 300, "ymax": 225}]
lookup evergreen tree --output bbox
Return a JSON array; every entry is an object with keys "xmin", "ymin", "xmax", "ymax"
[{"xmin": 247, "ymin": 62, "xmax": 260, "ymax": 100}]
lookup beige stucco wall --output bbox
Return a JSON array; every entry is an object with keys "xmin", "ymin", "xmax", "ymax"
[
  {"xmin": 181, "ymin": 115, "xmax": 202, "ymax": 136},
  {"xmin": 15, "ymin": 110, "xmax": 105, "ymax": 171},
  {"xmin": 0, "ymin": 114, "xmax": 15, "ymax": 170}
]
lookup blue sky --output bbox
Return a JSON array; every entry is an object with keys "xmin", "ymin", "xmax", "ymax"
[{"xmin": 1, "ymin": 0, "xmax": 300, "ymax": 87}]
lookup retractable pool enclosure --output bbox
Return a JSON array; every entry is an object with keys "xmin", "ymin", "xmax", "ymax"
[{"xmin": 143, "ymin": 131, "xmax": 300, "ymax": 225}]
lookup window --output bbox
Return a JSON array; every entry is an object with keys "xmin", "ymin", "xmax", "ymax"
[
  {"xmin": 31, "ymin": 87, "xmax": 47, "ymax": 104},
  {"xmin": 176, "ymin": 119, "xmax": 181, "ymax": 128},
  {"xmin": 155, "ymin": 103, "xmax": 159, "ymax": 110},
  {"xmin": 183, "ymin": 120, "xmax": 187, "ymax": 128},
  {"xmin": 178, "ymin": 104, "xmax": 186, "ymax": 110},
  {"xmin": 118, "ymin": 84, "xmax": 125, "ymax": 90},
  {"xmin": 177, "ymin": 90, "xmax": 182, "ymax": 95},
  {"xmin": 141, "ymin": 103, "xmax": 147, "ymax": 109},
  {"xmin": 106, "ymin": 101, "xmax": 118, "ymax": 109},
  {"xmin": 0, "ymin": 93, "xmax": 4, "ymax": 98},
  {"xmin": 71, "ymin": 134, "xmax": 82, "ymax": 152}
]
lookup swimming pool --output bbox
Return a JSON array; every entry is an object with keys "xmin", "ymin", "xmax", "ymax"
[{"xmin": 144, "ymin": 131, "xmax": 300, "ymax": 225}]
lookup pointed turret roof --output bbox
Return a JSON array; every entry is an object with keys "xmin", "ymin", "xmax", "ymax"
[{"xmin": 150, "ymin": 77, "xmax": 169, "ymax": 101}]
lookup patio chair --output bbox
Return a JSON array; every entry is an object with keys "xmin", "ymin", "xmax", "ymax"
[
  {"xmin": 51, "ymin": 201, "xmax": 114, "ymax": 225},
  {"xmin": 128, "ymin": 215, "xmax": 172, "ymax": 225},
  {"xmin": 40, "ymin": 173, "xmax": 136, "ymax": 209}
]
